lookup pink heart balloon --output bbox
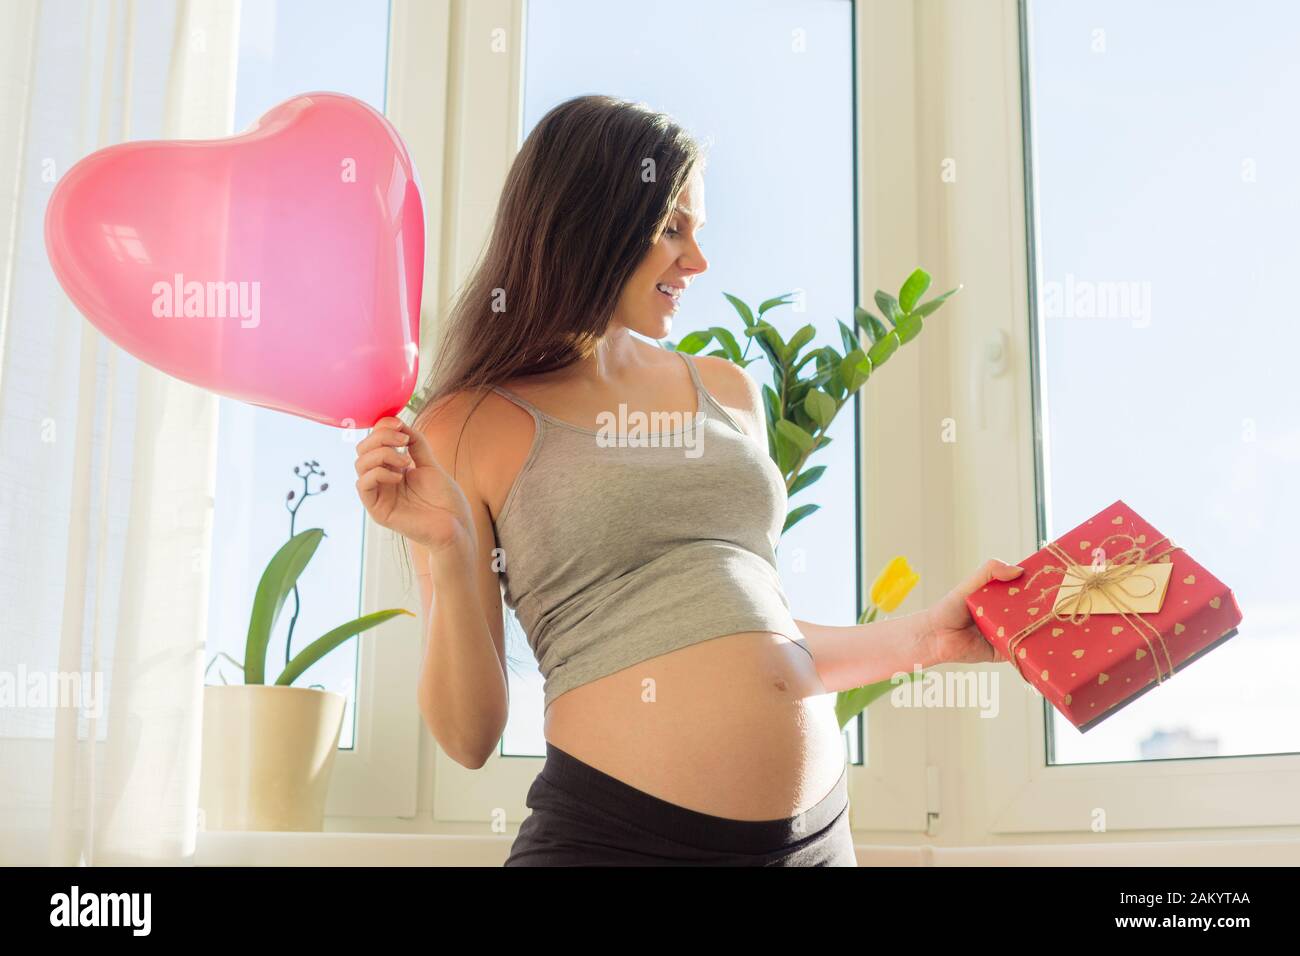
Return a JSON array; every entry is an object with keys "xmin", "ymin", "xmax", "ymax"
[{"xmin": 44, "ymin": 91, "xmax": 424, "ymax": 428}]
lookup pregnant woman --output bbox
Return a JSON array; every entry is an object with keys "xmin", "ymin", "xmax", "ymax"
[{"xmin": 354, "ymin": 94, "xmax": 1021, "ymax": 866}]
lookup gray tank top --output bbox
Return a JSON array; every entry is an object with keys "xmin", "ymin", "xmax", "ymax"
[{"xmin": 489, "ymin": 349, "xmax": 806, "ymax": 711}]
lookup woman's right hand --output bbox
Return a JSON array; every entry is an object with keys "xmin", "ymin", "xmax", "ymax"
[{"xmin": 354, "ymin": 415, "xmax": 474, "ymax": 556}]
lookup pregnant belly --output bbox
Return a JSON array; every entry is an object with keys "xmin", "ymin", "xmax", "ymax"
[{"xmin": 541, "ymin": 630, "xmax": 847, "ymax": 820}]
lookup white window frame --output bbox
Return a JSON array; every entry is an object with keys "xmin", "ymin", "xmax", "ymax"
[
  {"xmin": 374, "ymin": 0, "xmax": 936, "ymax": 835},
  {"xmin": 318, "ymin": 0, "xmax": 442, "ymax": 821},
  {"xmin": 367, "ymin": 0, "xmax": 1300, "ymax": 842},
  {"xmin": 850, "ymin": 0, "xmax": 935, "ymax": 837},
  {"xmin": 916, "ymin": 0, "xmax": 1300, "ymax": 841}
]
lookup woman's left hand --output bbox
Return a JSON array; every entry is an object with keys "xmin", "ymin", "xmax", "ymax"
[{"xmin": 922, "ymin": 558, "xmax": 1025, "ymax": 665}]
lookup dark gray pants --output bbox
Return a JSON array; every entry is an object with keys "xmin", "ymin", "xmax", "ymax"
[{"xmin": 504, "ymin": 742, "xmax": 857, "ymax": 867}]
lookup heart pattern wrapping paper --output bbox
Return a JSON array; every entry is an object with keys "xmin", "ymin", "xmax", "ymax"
[{"xmin": 965, "ymin": 499, "xmax": 1244, "ymax": 732}]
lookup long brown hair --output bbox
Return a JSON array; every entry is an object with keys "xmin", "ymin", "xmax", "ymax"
[{"xmin": 410, "ymin": 94, "xmax": 705, "ymax": 450}]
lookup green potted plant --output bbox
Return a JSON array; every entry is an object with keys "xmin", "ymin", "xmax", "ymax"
[
  {"xmin": 664, "ymin": 267, "xmax": 961, "ymax": 731},
  {"xmin": 198, "ymin": 460, "xmax": 413, "ymax": 832}
]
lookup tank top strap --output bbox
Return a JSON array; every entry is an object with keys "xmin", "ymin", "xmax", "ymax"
[
  {"xmin": 675, "ymin": 348, "xmax": 706, "ymax": 401},
  {"xmin": 490, "ymin": 384, "xmax": 549, "ymax": 427},
  {"xmin": 491, "ymin": 354, "xmax": 743, "ymax": 435},
  {"xmin": 675, "ymin": 349, "xmax": 745, "ymax": 436}
]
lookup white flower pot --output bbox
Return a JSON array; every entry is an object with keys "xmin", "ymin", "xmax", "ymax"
[{"xmin": 198, "ymin": 684, "xmax": 346, "ymax": 832}]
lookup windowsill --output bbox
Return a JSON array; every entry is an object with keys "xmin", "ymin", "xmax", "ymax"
[
  {"xmin": 193, "ymin": 831, "xmax": 1300, "ymax": 866},
  {"xmin": 194, "ymin": 830, "xmax": 514, "ymax": 866}
]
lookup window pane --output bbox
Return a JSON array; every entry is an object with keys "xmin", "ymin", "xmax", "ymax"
[
  {"xmin": 205, "ymin": 0, "xmax": 391, "ymax": 750},
  {"xmin": 1024, "ymin": 0, "xmax": 1298, "ymax": 764},
  {"xmin": 506, "ymin": 0, "xmax": 857, "ymax": 758}
]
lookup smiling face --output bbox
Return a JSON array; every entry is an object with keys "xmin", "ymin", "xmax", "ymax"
[{"xmin": 611, "ymin": 164, "xmax": 709, "ymax": 340}]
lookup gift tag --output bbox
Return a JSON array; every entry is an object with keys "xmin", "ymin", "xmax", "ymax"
[{"xmin": 1052, "ymin": 562, "xmax": 1173, "ymax": 615}]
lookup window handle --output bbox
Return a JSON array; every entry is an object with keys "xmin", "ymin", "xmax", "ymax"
[{"xmin": 970, "ymin": 329, "xmax": 1011, "ymax": 430}]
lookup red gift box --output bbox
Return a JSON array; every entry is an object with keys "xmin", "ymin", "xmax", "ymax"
[{"xmin": 965, "ymin": 499, "xmax": 1243, "ymax": 732}]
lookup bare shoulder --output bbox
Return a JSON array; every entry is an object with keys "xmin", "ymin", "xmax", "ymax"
[
  {"xmin": 409, "ymin": 388, "xmax": 497, "ymax": 489},
  {"xmin": 688, "ymin": 352, "xmax": 766, "ymax": 444},
  {"xmin": 410, "ymin": 384, "xmax": 536, "ymax": 517}
]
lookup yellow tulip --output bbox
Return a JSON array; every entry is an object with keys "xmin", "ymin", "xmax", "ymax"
[{"xmin": 869, "ymin": 555, "xmax": 919, "ymax": 613}]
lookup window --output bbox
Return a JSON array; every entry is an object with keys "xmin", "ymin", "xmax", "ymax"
[
  {"xmin": 1023, "ymin": 0, "xmax": 1299, "ymax": 765},
  {"xmin": 503, "ymin": 0, "xmax": 859, "ymax": 759},
  {"xmin": 205, "ymin": 0, "xmax": 392, "ymax": 750},
  {"xmin": 406, "ymin": 0, "xmax": 1297, "ymax": 837}
]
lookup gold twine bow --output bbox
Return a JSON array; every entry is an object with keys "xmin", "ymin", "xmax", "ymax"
[{"xmin": 1005, "ymin": 532, "xmax": 1185, "ymax": 689}]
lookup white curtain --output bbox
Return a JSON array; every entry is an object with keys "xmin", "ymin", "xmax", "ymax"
[{"xmin": 0, "ymin": 0, "xmax": 240, "ymax": 865}]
